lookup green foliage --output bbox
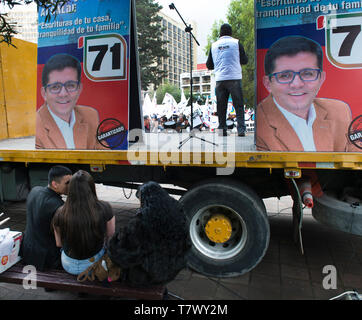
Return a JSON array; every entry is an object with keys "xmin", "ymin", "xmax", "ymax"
[
  {"xmin": 183, "ymin": 88, "xmax": 190, "ymax": 100},
  {"xmin": 156, "ymin": 82, "xmax": 181, "ymax": 104},
  {"xmin": 194, "ymin": 94, "xmax": 207, "ymax": 105},
  {"xmin": 227, "ymin": 0, "xmax": 255, "ymax": 108},
  {"xmin": 155, "ymin": 83, "xmax": 206, "ymax": 105},
  {"xmin": 203, "ymin": 19, "xmax": 224, "ymax": 57},
  {"xmin": 136, "ymin": 0, "xmax": 168, "ymax": 91},
  {"xmin": 205, "ymin": 0, "xmax": 255, "ymax": 108}
]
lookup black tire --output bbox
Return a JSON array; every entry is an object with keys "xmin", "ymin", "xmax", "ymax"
[
  {"xmin": 180, "ymin": 178, "xmax": 270, "ymax": 277},
  {"xmin": 312, "ymin": 192, "xmax": 362, "ymax": 236}
]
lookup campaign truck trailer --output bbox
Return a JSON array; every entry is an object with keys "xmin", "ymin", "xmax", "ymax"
[
  {"xmin": 0, "ymin": 127, "xmax": 360, "ymax": 277},
  {"xmin": 0, "ymin": 0, "xmax": 361, "ymax": 277}
]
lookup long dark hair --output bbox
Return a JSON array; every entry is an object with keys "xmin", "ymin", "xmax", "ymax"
[
  {"xmin": 136, "ymin": 181, "xmax": 188, "ymax": 242},
  {"xmin": 108, "ymin": 181, "xmax": 190, "ymax": 286},
  {"xmin": 53, "ymin": 170, "xmax": 103, "ymax": 258}
]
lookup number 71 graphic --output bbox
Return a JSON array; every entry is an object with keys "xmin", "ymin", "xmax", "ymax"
[
  {"xmin": 78, "ymin": 33, "xmax": 128, "ymax": 81},
  {"xmin": 317, "ymin": 12, "xmax": 362, "ymax": 69}
]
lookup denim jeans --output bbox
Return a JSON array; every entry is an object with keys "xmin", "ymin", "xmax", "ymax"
[
  {"xmin": 61, "ymin": 247, "xmax": 105, "ymax": 275},
  {"xmin": 215, "ymin": 79, "xmax": 246, "ymax": 133}
]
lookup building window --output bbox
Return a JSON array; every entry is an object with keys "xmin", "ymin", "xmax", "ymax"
[{"xmin": 203, "ymin": 76, "xmax": 211, "ymax": 83}]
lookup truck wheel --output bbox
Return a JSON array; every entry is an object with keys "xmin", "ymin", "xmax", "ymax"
[
  {"xmin": 180, "ymin": 179, "xmax": 270, "ymax": 277},
  {"xmin": 312, "ymin": 192, "xmax": 362, "ymax": 236}
]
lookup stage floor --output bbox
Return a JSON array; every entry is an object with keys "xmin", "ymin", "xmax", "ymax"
[{"xmin": 0, "ymin": 130, "xmax": 257, "ymax": 152}]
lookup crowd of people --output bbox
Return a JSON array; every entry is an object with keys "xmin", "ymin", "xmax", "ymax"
[
  {"xmin": 144, "ymin": 110, "xmax": 253, "ymax": 134},
  {"xmin": 144, "ymin": 113, "xmax": 193, "ymax": 133},
  {"xmin": 20, "ymin": 165, "xmax": 191, "ymax": 288}
]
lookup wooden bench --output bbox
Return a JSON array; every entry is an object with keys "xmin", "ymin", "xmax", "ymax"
[{"xmin": 0, "ymin": 262, "xmax": 167, "ymax": 300}]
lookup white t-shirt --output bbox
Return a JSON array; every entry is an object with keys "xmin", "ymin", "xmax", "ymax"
[
  {"xmin": 48, "ymin": 106, "xmax": 76, "ymax": 149},
  {"xmin": 274, "ymin": 97, "xmax": 316, "ymax": 151}
]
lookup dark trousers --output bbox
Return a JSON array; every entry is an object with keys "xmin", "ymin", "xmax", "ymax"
[{"xmin": 215, "ymin": 80, "xmax": 245, "ymax": 133}]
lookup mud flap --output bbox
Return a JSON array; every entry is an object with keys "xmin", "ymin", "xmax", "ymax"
[{"xmin": 291, "ymin": 178, "xmax": 304, "ymax": 255}]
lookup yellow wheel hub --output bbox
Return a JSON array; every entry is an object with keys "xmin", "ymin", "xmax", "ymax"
[{"xmin": 205, "ymin": 214, "xmax": 232, "ymax": 243}]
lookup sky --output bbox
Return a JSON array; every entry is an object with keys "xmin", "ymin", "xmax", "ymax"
[{"xmin": 156, "ymin": 0, "xmax": 231, "ymax": 63}]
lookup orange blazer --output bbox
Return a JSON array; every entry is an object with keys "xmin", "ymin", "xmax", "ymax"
[
  {"xmin": 36, "ymin": 104, "xmax": 107, "ymax": 150},
  {"xmin": 255, "ymin": 95, "xmax": 359, "ymax": 152}
]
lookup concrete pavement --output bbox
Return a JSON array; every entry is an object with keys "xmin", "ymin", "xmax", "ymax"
[{"xmin": 0, "ymin": 184, "xmax": 361, "ymax": 300}]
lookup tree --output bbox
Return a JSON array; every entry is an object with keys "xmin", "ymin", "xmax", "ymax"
[
  {"xmin": 205, "ymin": 0, "xmax": 255, "ymax": 108},
  {"xmin": 203, "ymin": 19, "xmax": 224, "ymax": 57},
  {"xmin": 0, "ymin": 0, "xmax": 70, "ymax": 46},
  {"xmin": 136, "ymin": 0, "xmax": 168, "ymax": 91},
  {"xmin": 227, "ymin": 0, "xmax": 255, "ymax": 108},
  {"xmin": 156, "ymin": 82, "xmax": 181, "ymax": 104}
]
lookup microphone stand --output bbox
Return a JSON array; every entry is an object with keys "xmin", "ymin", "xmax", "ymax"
[{"xmin": 169, "ymin": 3, "xmax": 218, "ymax": 149}]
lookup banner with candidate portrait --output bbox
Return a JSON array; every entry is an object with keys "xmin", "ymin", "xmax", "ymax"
[
  {"xmin": 36, "ymin": 0, "xmax": 131, "ymax": 150},
  {"xmin": 255, "ymin": 0, "xmax": 362, "ymax": 152}
]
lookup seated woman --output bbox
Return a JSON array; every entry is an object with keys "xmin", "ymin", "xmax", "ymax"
[
  {"xmin": 52, "ymin": 170, "xmax": 115, "ymax": 275},
  {"xmin": 107, "ymin": 181, "xmax": 191, "ymax": 287}
]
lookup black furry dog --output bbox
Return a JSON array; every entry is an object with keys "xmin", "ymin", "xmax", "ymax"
[{"xmin": 107, "ymin": 181, "xmax": 191, "ymax": 287}]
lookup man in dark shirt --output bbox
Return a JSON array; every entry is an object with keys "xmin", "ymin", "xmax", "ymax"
[{"xmin": 21, "ymin": 165, "xmax": 72, "ymax": 271}]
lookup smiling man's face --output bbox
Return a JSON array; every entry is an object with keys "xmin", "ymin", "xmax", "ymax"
[
  {"xmin": 263, "ymin": 52, "xmax": 326, "ymax": 119},
  {"xmin": 41, "ymin": 67, "xmax": 82, "ymax": 123}
]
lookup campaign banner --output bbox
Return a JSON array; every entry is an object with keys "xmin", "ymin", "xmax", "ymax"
[
  {"xmin": 36, "ymin": 0, "xmax": 130, "ymax": 150},
  {"xmin": 255, "ymin": 0, "xmax": 362, "ymax": 152}
]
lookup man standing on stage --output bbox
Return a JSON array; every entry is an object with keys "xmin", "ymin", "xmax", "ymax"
[{"xmin": 206, "ymin": 23, "xmax": 248, "ymax": 136}]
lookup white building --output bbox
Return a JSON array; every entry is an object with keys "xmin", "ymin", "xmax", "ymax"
[
  {"xmin": 6, "ymin": 8, "xmax": 38, "ymax": 44},
  {"xmin": 158, "ymin": 10, "xmax": 198, "ymax": 88},
  {"xmin": 180, "ymin": 64, "xmax": 214, "ymax": 99}
]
